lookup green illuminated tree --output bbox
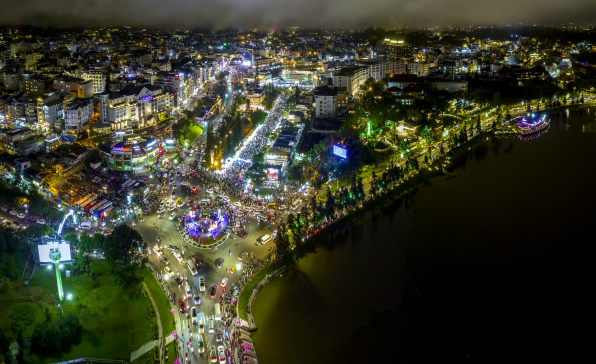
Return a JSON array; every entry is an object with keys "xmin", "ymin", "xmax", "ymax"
[{"xmin": 421, "ymin": 125, "xmax": 432, "ymax": 139}]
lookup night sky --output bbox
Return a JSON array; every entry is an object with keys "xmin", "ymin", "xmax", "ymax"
[{"xmin": 2, "ymin": 0, "xmax": 596, "ymax": 28}]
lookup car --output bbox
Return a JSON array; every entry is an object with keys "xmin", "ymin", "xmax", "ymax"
[
  {"xmin": 216, "ymin": 259, "xmax": 223, "ymax": 268},
  {"xmin": 209, "ymin": 345, "xmax": 217, "ymax": 363},
  {"xmin": 169, "ymin": 212, "xmax": 176, "ymax": 220},
  {"xmin": 27, "ymin": 216, "xmax": 37, "ymax": 222},
  {"xmin": 197, "ymin": 335, "xmax": 205, "ymax": 353},
  {"xmin": 208, "ymin": 318, "xmax": 215, "ymax": 333},
  {"xmin": 186, "ymin": 284, "xmax": 192, "ymax": 299},
  {"xmin": 206, "ymin": 189, "xmax": 213, "ymax": 194},
  {"xmin": 187, "ymin": 261, "xmax": 198, "ymax": 275},
  {"xmin": 190, "ymin": 255, "xmax": 201, "ymax": 268},
  {"xmin": 216, "ymin": 333, "xmax": 222, "ymax": 342},
  {"xmin": 191, "ymin": 307, "xmax": 197, "ymax": 323},
  {"xmin": 198, "ymin": 319, "xmax": 205, "ymax": 334},
  {"xmin": 158, "ymin": 207, "xmax": 165, "ymax": 214},
  {"xmin": 164, "ymin": 244, "xmax": 177, "ymax": 250},
  {"xmin": 9, "ymin": 210, "xmax": 17, "ymax": 215},
  {"xmin": 12, "ymin": 221, "xmax": 20, "ymax": 227},
  {"xmin": 217, "ymin": 346, "xmax": 226, "ymax": 364},
  {"xmin": 199, "ymin": 276, "xmax": 206, "ymax": 291},
  {"xmin": 230, "ymin": 266, "xmax": 236, "ymax": 273},
  {"xmin": 37, "ymin": 218, "xmax": 46, "ymax": 225},
  {"xmin": 159, "ymin": 256, "xmax": 170, "ymax": 265},
  {"xmin": 233, "ymin": 202, "xmax": 241, "ymax": 207},
  {"xmin": 238, "ymin": 251, "xmax": 248, "ymax": 260},
  {"xmin": 193, "ymin": 294, "xmax": 201, "ymax": 306},
  {"xmin": 178, "ymin": 298, "xmax": 185, "ymax": 313},
  {"xmin": 209, "ymin": 285, "xmax": 217, "ymax": 298},
  {"xmin": 220, "ymin": 278, "xmax": 228, "ymax": 287},
  {"xmin": 17, "ymin": 213, "xmax": 25, "ymax": 219},
  {"xmin": 153, "ymin": 246, "xmax": 163, "ymax": 256},
  {"xmin": 174, "ymin": 276, "xmax": 182, "ymax": 285},
  {"xmin": 238, "ymin": 230, "xmax": 248, "ymax": 238},
  {"xmin": 164, "ymin": 266, "xmax": 173, "ymax": 276},
  {"xmin": 168, "ymin": 205, "xmax": 176, "ymax": 212},
  {"xmin": 177, "ymin": 201, "xmax": 185, "ymax": 208}
]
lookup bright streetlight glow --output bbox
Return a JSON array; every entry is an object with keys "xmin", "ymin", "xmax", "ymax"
[{"xmin": 67, "ymin": 294, "xmax": 73, "ymax": 300}]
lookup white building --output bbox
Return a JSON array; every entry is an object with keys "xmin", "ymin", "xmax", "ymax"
[
  {"xmin": 98, "ymin": 84, "xmax": 171, "ymax": 129},
  {"xmin": 314, "ymin": 85, "xmax": 338, "ymax": 119},
  {"xmin": 81, "ymin": 69, "xmax": 106, "ymax": 94},
  {"xmin": 64, "ymin": 98, "xmax": 93, "ymax": 133}
]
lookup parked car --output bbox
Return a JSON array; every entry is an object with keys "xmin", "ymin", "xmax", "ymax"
[{"xmin": 199, "ymin": 276, "xmax": 206, "ymax": 291}]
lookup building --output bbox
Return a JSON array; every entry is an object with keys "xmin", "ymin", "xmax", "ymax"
[
  {"xmin": 44, "ymin": 135, "xmax": 61, "ymax": 153},
  {"xmin": 81, "ymin": 69, "xmax": 106, "ymax": 94},
  {"xmin": 40, "ymin": 94, "xmax": 64, "ymax": 131},
  {"xmin": 53, "ymin": 76, "xmax": 94, "ymax": 98},
  {"xmin": 15, "ymin": 135, "xmax": 45, "ymax": 156},
  {"xmin": 246, "ymin": 89, "xmax": 265, "ymax": 109},
  {"xmin": 0, "ymin": 69, "xmax": 20, "ymax": 91},
  {"xmin": 1, "ymin": 127, "xmax": 34, "ymax": 153},
  {"xmin": 331, "ymin": 67, "xmax": 368, "ymax": 97},
  {"xmin": 98, "ymin": 134, "xmax": 160, "ymax": 173},
  {"xmin": 314, "ymin": 85, "xmax": 338, "ymax": 119},
  {"xmin": 98, "ymin": 84, "xmax": 171, "ymax": 129},
  {"xmin": 129, "ymin": 50, "xmax": 153, "ymax": 66},
  {"xmin": 367, "ymin": 59, "xmax": 407, "ymax": 80},
  {"xmin": 154, "ymin": 71, "xmax": 185, "ymax": 107},
  {"xmin": 376, "ymin": 40, "xmax": 414, "ymax": 59},
  {"xmin": 388, "ymin": 74, "xmax": 418, "ymax": 88},
  {"xmin": 433, "ymin": 81, "xmax": 468, "ymax": 93},
  {"xmin": 63, "ymin": 98, "xmax": 93, "ymax": 133}
]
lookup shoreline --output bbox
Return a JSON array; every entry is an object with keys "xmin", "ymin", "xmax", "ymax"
[{"xmin": 232, "ymin": 102, "xmax": 596, "ymax": 359}]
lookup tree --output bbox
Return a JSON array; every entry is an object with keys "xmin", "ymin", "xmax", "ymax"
[
  {"xmin": 398, "ymin": 139, "xmax": 408, "ymax": 153},
  {"xmin": 103, "ymin": 225, "xmax": 147, "ymax": 287},
  {"xmin": 63, "ymin": 233, "xmax": 79, "ymax": 250},
  {"xmin": 245, "ymin": 163, "xmax": 267, "ymax": 187},
  {"xmin": 71, "ymin": 251, "xmax": 91, "ymax": 276},
  {"xmin": 31, "ymin": 314, "xmax": 82, "ymax": 356},
  {"xmin": 57, "ymin": 144, "xmax": 70, "ymax": 156},
  {"xmin": 421, "ymin": 125, "xmax": 432, "ymax": 139},
  {"xmin": 251, "ymin": 152, "xmax": 265, "ymax": 165},
  {"xmin": 244, "ymin": 97, "xmax": 251, "ymax": 112}
]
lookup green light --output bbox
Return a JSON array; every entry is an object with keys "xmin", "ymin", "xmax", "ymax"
[{"xmin": 55, "ymin": 262, "xmax": 64, "ymax": 301}]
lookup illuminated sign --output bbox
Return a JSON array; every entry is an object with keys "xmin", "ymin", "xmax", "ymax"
[
  {"xmin": 165, "ymin": 139, "xmax": 175, "ymax": 145},
  {"xmin": 113, "ymin": 146, "xmax": 131, "ymax": 152},
  {"xmin": 333, "ymin": 145, "xmax": 347, "ymax": 159},
  {"xmin": 38, "ymin": 242, "xmax": 72, "ymax": 263},
  {"xmin": 141, "ymin": 95, "xmax": 152, "ymax": 102},
  {"xmin": 146, "ymin": 140, "xmax": 156, "ymax": 148}
]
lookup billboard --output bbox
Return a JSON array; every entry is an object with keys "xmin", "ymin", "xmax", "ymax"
[
  {"xmin": 333, "ymin": 145, "xmax": 347, "ymax": 159},
  {"xmin": 165, "ymin": 139, "xmax": 175, "ymax": 145},
  {"xmin": 38, "ymin": 242, "xmax": 72, "ymax": 263}
]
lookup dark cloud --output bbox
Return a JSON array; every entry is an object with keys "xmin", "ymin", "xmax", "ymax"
[{"xmin": 2, "ymin": 0, "xmax": 595, "ymax": 29}]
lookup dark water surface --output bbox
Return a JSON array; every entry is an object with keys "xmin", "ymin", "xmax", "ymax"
[{"xmin": 251, "ymin": 108, "xmax": 595, "ymax": 363}]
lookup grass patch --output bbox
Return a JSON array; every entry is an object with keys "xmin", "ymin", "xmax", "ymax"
[
  {"xmin": 131, "ymin": 350, "xmax": 154, "ymax": 364},
  {"xmin": 24, "ymin": 261, "xmax": 157, "ymax": 362},
  {"xmin": 152, "ymin": 324, "xmax": 159, "ymax": 339},
  {"xmin": 142, "ymin": 270, "xmax": 175, "ymax": 335},
  {"xmin": 149, "ymin": 305, "xmax": 156, "ymax": 317},
  {"xmin": 164, "ymin": 341, "xmax": 177, "ymax": 364},
  {"xmin": 153, "ymin": 345, "xmax": 160, "ymax": 362}
]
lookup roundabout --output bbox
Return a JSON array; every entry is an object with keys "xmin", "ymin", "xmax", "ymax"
[{"xmin": 178, "ymin": 207, "xmax": 230, "ymax": 247}]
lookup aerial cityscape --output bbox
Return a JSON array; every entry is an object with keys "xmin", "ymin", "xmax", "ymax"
[{"xmin": 0, "ymin": 2, "xmax": 595, "ymax": 364}]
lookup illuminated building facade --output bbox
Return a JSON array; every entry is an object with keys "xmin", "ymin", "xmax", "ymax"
[{"xmin": 98, "ymin": 134, "xmax": 161, "ymax": 173}]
